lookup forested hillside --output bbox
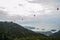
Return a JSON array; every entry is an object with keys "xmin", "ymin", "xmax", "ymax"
[{"xmin": 0, "ymin": 21, "xmax": 59, "ymax": 40}]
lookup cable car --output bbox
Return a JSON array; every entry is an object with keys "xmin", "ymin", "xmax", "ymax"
[
  {"xmin": 57, "ymin": 7, "xmax": 59, "ymax": 10},
  {"xmin": 56, "ymin": 3, "xmax": 59, "ymax": 11},
  {"xmin": 34, "ymin": 14, "xmax": 36, "ymax": 17}
]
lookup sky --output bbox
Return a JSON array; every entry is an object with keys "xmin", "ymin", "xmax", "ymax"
[{"xmin": 0, "ymin": 0, "xmax": 60, "ymax": 32}]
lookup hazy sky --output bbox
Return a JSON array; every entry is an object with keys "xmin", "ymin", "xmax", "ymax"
[{"xmin": 0, "ymin": 0, "xmax": 60, "ymax": 32}]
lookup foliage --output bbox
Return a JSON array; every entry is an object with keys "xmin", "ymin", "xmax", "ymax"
[{"xmin": 0, "ymin": 21, "xmax": 59, "ymax": 40}]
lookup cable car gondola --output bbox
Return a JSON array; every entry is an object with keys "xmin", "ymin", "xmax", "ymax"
[
  {"xmin": 57, "ymin": 7, "xmax": 59, "ymax": 10},
  {"xmin": 34, "ymin": 14, "xmax": 36, "ymax": 17}
]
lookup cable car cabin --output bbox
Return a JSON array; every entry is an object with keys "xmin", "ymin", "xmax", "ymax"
[
  {"xmin": 57, "ymin": 8, "xmax": 59, "ymax": 10},
  {"xmin": 34, "ymin": 15, "xmax": 36, "ymax": 17}
]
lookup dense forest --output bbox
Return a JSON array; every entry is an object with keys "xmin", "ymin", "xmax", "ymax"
[{"xmin": 0, "ymin": 21, "xmax": 60, "ymax": 40}]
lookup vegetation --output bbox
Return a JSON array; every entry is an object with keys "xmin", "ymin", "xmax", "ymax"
[
  {"xmin": 50, "ymin": 31, "xmax": 60, "ymax": 38},
  {"xmin": 0, "ymin": 21, "xmax": 59, "ymax": 40}
]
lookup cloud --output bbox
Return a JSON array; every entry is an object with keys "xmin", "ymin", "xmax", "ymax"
[
  {"xmin": 27, "ymin": 0, "xmax": 60, "ymax": 9},
  {"xmin": 0, "ymin": 10, "xmax": 23, "ymax": 21},
  {"xmin": 0, "ymin": 0, "xmax": 60, "ymax": 21},
  {"xmin": 0, "ymin": 10, "xmax": 8, "ymax": 20},
  {"xmin": 27, "ymin": 0, "xmax": 60, "ymax": 4},
  {"xmin": 27, "ymin": 0, "xmax": 60, "ymax": 16}
]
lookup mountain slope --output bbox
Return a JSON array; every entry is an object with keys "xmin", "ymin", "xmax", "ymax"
[
  {"xmin": 40, "ymin": 31, "xmax": 52, "ymax": 36},
  {"xmin": 0, "ymin": 21, "xmax": 51, "ymax": 40},
  {"xmin": 50, "ymin": 31, "xmax": 60, "ymax": 38}
]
